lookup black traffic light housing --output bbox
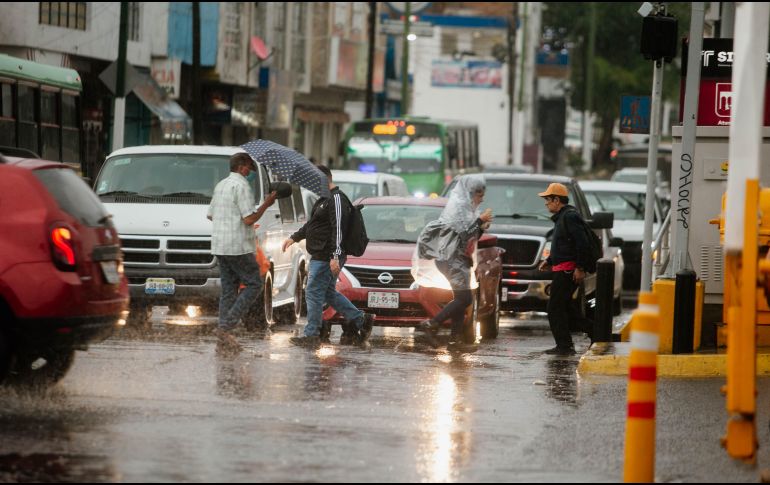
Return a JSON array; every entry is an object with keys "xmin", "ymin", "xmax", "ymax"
[{"xmin": 641, "ymin": 14, "xmax": 678, "ymax": 63}]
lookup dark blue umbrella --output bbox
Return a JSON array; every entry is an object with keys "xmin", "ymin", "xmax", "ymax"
[{"xmin": 241, "ymin": 139, "xmax": 330, "ymax": 197}]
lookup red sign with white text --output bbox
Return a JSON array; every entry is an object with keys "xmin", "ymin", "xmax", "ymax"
[{"xmin": 679, "ymin": 78, "xmax": 770, "ymax": 126}]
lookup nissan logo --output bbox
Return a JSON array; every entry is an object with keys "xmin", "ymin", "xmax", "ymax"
[{"xmin": 378, "ymin": 272, "xmax": 394, "ymax": 285}]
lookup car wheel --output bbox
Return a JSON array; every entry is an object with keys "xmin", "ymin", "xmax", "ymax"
[
  {"xmin": 276, "ymin": 267, "xmax": 305, "ymax": 326},
  {"xmin": 298, "ymin": 267, "xmax": 308, "ymax": 317},
  {"xmin": 480, "ymin": 291, "xmax": 500, "ymax": 340},
  {"xmin": 462, "ymin": 295, "xmax": 479, "ymax": 344},
  {"xmin": 244, "ymin": 272, "xmax": 273, "ymax": 330},
  {"xmin": 9, "ymin": 349, "xmax": 76, "ymax": 389}
]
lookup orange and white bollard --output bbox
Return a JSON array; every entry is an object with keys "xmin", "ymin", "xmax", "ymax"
[{"xmin": 623, "ymin": 292, "xmax": 660, "ymax": 483}]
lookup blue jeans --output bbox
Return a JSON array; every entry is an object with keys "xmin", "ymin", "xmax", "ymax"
[
  {"xmin": 216, "ymin": 253, "xmax": 263, "ymax": 331},
  {"xmin": 304, "ymin": 258, "xmax": 363, "ymax": 337}
]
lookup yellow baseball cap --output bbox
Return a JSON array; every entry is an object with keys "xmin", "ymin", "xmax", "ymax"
[{"xmin": 538, "ymin": 182, "xmax": 569, "ymax": 197}]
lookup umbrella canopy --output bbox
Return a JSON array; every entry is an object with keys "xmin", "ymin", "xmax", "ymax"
[{"xmin": 241, "ymin": 139, "xmax": 330, "ymax": 197}]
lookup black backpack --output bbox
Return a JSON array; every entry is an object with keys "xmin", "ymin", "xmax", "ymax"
[
  {"xmin": 557, "ymin": 208, "xmax": 602, "ymax": 273},
  {"xmin": 338, "ymin": 192, "xmax": 369, "ymax": 257}
]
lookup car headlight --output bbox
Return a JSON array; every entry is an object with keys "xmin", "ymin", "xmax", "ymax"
[{"xmin": 541, "ymin": 241, "xmax": 551, "ymax": 261}]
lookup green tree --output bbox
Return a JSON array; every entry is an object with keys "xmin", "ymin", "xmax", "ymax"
[{"xmin": 543, "ymin": 2, "xmax": 690, "ymax": 170}]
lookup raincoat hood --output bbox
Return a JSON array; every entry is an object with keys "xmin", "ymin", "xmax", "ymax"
[{"xmin": 440, "ymin": 175, "xmax": 486, "ymax": 233}]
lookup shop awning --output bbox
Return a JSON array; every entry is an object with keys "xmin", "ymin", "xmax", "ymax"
[{"xmin": 132, "ymin": 71, "xmax": 191, "ymax": 139}]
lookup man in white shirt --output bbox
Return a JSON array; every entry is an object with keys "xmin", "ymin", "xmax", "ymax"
[{"xmin": 207, "ymin": 152, "xmax": 277, "ymax": 353}]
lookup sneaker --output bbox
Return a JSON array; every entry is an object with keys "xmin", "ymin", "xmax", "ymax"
[
  {"xmin": 416, "ymin": 319, "xmax": 439, "ymax": 348},
  {"xmin": 357, "ymin": 313, "xmax": 375, "ymax": 344},
  {"xmin": 290, "ymin": 335, "xmax": 321, "ymax": 349},
  {"xmin": 544, "ymin": 346, "xmax": 576, "ymax": 355},
  {"xmin": 216, "ymin": 329, "xmax": 243, "ymax": 354}
]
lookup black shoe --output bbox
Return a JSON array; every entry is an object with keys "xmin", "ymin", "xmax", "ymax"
[
  {"xmin": 319, "ymin": 321, "xmax": 332, "ymax": 344},
  {"xmin": 358, "ymin": 313, "xmax": 375, "ymax": 344},
  {"xmin": 416, "ymin": 320, "xmax": 440, "ymax": 348},
  {"xmin": 339, "ymin": 322, "xmax": 357, "ymax": 345},
  {"xmin": 544, "ymin": 346, "xmax": 576, "ymax": 355},
  {"xmin": 290, "ymin": 335, "xmax": 321, "ymax": 349}
]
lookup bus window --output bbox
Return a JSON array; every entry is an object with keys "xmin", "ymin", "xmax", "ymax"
[
  {"xmin": 0, "ymin": 82, "xmax": 14, "ymax": 147},
  {"xmin": 61, "ymin": 93, "xmax": 79, "ymax": 164},
  {"xmin": 17, "ymin": 84, "xmax": 37, "ymax": 154},
  {"xmin": 40, "ymin": 88, "xmax": 60, "ymax": 161}
]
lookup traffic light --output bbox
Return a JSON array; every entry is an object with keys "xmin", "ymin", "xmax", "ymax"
[{"xmin": 640, "ymin": 14, "xmax": 678, "ymax": 63}]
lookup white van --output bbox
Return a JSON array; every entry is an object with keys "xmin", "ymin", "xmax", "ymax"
[
  {"xmin": 331, "ymin": 170, "xmax": 409, "ymax": 200},
  {"xmin": 93, "ymin": 145, "xmax": 310, "ymax": 328}
]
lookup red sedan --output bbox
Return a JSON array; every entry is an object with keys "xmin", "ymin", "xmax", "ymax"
[{"xmin": 322, "ymin": 197, "xmax": 503, "ymax": 341}]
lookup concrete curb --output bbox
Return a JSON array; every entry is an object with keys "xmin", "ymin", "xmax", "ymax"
[{"xmin": 578, "ymin": 342, "xmax": 770, "ymax": 377}]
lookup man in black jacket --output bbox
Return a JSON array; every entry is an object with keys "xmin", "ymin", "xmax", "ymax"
[
  {"xmin": 538, "ymin": 183, "xmax": 594, "ymax": 355},
  {"xmin": 282, "ymin": 165, "xmax": 374, "ymax": 348}
]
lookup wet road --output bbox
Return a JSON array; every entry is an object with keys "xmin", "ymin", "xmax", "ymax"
[{"xmin": 1, "ymin": 311, "xmax": 769, "ymax": 482}]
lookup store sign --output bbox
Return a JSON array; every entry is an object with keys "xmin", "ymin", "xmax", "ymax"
[
  {"xmin": 151, "ymin": 58, "xmax": 181, "ymax": 99},
  {"xmin": 431, "ymin": 59, "xmax": 502, "ymax": 89},
  {"xmin": 328, "ymin": 37, "xmax": 384, "ymax": 91},
  {"xmin": 680, "ymin": 38, "xmax": 770, "ymax": 126}
]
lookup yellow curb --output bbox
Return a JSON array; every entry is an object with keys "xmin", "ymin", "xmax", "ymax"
[{"xmin": 578, "ymin": 342, "xmax": 770, "ymax": 377}]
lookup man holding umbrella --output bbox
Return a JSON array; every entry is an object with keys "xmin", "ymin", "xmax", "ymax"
[
  {"xmin": 208, "ymin": 153, "xmax": 277, "ymax": 353},
  {"xmin": 282, "ymin": 165, "xmax": 375, "ymax": 348}
]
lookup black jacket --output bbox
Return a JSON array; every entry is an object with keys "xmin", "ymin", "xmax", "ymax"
[
  {"xmin": 546, "ymin": 205, "xmax": 591, "ymax": 270},
  {"xmin": 290, "ymin": 187, "xmax": 350, "ymax": 261}
]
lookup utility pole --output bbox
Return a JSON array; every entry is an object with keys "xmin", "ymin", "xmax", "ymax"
[
  {"xmin": 513, "ymin": 2, "xmax": 528, "ymax": 167},
  {"xmin": 192, "ymin": 2, "xmax": 202, "ymax": 144},
  {"xmin": 581, "ymin": 2, "xmax": 596, "ymax": 172},
  {"xmin": 112, "ymin": 2, "xmax": 128, "ymax": 151},
  {"xmin": 401, "ymin": 2, "xmax": 411, "ymax": 116},
  {"xmin": 366, "ymin": 2, "xmax": 378, "ymax": 118},
  {"xmin": 508, "ymin": 3, "xmax": 518, "ymax": 166}
]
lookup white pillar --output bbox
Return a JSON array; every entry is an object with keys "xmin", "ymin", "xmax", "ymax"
[{"xmin": 112, "ymin": 97, "xmax": 126, "ymax": 151}]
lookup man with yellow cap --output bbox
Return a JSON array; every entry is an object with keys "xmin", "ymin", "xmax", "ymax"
[{"xmin": 538, "ymin": 182, "xmax": 594, "ymax": 355}]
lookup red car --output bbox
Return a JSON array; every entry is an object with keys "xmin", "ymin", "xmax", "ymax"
[
  {"xmin": 323, "ymin": 197, "xmax": 503, "ymax": 342},
  {"xmin": 0, "ymin": 156, "xmax": 129, "ymax": 387}
]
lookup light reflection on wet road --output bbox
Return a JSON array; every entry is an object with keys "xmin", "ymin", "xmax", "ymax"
[{"xmin": 0, "ymin": 310, "xmax": 767, "ymax": 482}]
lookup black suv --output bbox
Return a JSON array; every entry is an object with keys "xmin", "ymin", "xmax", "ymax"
[{"xmin": 445, "ymin": 174, "xmax": 620, "ymax": 314}]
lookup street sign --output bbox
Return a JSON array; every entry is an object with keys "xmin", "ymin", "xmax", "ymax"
[
  {"xmin": 619, "ymin": 95, "xmax": 651, "ymax": 134},
  {"xmin": 99, "ymin": 60, "xmax": 141, "ymax": 97},
  {"xmin": 380, "ymin": 19, "xmax": 434, "ymax": 37}
]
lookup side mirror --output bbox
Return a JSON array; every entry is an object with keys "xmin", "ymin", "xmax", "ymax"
[
  {"xmin": 609, "ymin": 237, "xmax": 624, "ymax": 247},
  {"xmin": 269, "ymin": 181, "xmax": 293, "ymax": 199},
  {"xmin": 478, "ymin": 233, "xmax": 498, "ymax": 249},
  {"xmin": 589, "ymin": 211, "xmax": 614, "ymax": 229}
]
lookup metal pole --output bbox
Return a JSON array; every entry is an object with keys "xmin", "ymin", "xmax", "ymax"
[
  {"xmin": 400, "ymin": 2, "xmax": 411, "ymax": 116},
  {"xmin": 365, "ymin": 2, "xmax": 378, "ymax": 118},
  {"xmin": 721, "ymin": 2, "xmax": 735, "ymax": 38},
  {"xmin": 513, "ymin": 2, "xmax": 528, "ymax": 167},
  {"xmin": 640, "ymin": 58, "xmax": 664, "ymax": 291},
  {"xmin": 112, "ymin": 2, "xmax": 128, "ymax": 152},
  {"xmin": 670, "ymin": 2, "xmax": 705, "ymax": 276},
  {"xmin": 581, "ymin": 2, "xmax": 596, "ymax": 171},
  {"xmin": 192, "ymin": 2, "xmax": 202, "ymax": 144},
  {"xmin": 508, "ymin": 3, "xmax": 518, "ymax": 165}
]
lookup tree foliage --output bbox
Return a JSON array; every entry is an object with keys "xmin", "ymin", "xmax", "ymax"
[{"xmin": 542, "ymin": 2, "xmax": 691, "ymax": 168}]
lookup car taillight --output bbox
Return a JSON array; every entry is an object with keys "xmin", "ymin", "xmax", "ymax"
[{"xmin": 51, "ymin": 226, "xmax": 76, "ymax": 271}]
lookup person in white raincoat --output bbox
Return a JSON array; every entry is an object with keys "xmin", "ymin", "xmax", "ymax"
[{"xmin": 412, "ymin": 175, "xmax": 493, "ymax": 347}]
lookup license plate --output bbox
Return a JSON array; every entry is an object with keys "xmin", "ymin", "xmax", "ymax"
[
  {"xmin": 368, "ymin": 291, "xmax": 399, "ymax": 309},
  {"xmin": 145, "ymin": 278, "xmax": 175, "ymax": 295},
  {"xmin": 100, "ymin": 261, "xmax": 121, "ymax": 285}
]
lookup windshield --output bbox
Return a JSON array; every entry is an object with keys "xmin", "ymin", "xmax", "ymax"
[
  {"xmin": 95, "ymin": 154, "xmax": 233, "ymax": 200},
  {"xmin": 446, "ymin": 180, "xmax": 563, "ymax": 220},
  {"xmin": 350, "ymin": 156, "xmax": 440, "ymax": 175},
  {"xmin": 362, "ymin": 205, "xmax": 443, "ymax": 243},
  {"xmin": 584, "ymin": 191, "xmax": 658, "ymax": 222},
  {"xmin": 336, "ymin": 181, "xmax": 378, "ymax": 200}
]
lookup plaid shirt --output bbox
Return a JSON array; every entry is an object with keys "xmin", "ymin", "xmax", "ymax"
[{"xmin": 208, "ymin": 172, "xmax": 257, "ymax": 255}]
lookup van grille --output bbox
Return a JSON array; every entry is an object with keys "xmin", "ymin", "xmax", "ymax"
[{"xmin": 120, "ymin": 236, "xmax": 214, "ymax": 268}]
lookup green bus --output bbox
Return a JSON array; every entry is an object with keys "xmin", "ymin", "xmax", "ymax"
[
  {"xmin": 341, "ymin": 117, "xmax": 480, "ymax": 196},
  {"xmin": 0, "ymin": 54, "xmax": 83, "ymax": 169}
]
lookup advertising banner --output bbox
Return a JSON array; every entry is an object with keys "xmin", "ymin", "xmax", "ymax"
[{"xmin": 431, "ymin": 59, "xmax": 503, "ymax": 89}]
